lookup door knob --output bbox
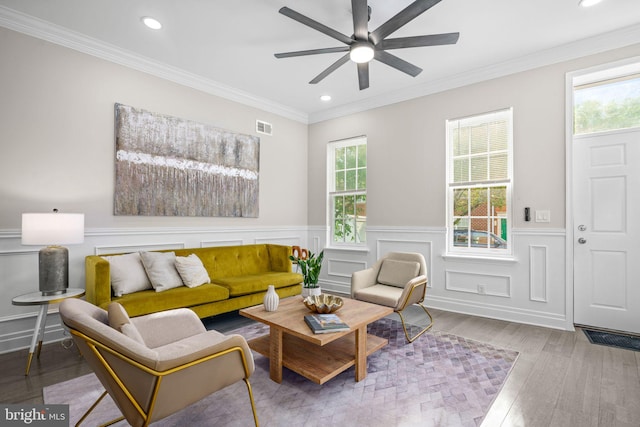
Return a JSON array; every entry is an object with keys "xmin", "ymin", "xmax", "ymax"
[
  {"xmin": 578, "ymin": 225, "xmax": 586, "ymax": 231},
  {"xmin": 578, "ymin": 238, "xmax": 587, "ymax": 244}
]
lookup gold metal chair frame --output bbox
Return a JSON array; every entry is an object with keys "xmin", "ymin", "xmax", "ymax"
[
  {"xmin": 69, "ymin": 329, "xmax": 259, "ymax": 427},
  {"xmin": 396, "ymin": 280, "xmax": 434, "ymax": 343}
]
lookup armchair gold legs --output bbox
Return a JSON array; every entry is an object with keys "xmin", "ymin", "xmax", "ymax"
[
  {"xmin": 397, "ymin": 302, "xmax": 433, "ymax": 343},
  {"xmin": 76, "ymin": 382, "xmax": 258, "ymax": 427},
  {"xmin": 75, "ymin": 391, "xmax": 124, "ymax": 427}
]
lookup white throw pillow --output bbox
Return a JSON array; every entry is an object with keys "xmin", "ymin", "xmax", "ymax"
[
  {"xmin": 102, "ymin": 253, "xmax": 153, "ymax": 297},
  {"xmin": 139, "ymin": 251, "xmax": 184, "ymax": 292},
  {"xmin": 175, "ymin": 254, "xmax": 211, "ymax": 288}
]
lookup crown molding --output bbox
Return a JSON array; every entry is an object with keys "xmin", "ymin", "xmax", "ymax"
[
  {"xmin": 308, "ymin": 23, "xmax": 640, "ymax": 124},
  {"xmin": 2, "ymin": 5, "xmax": 639, "ymax": 126},
  {"xmin": 0, "ymin": 6, "xmax": 309, "ymax": 124}
]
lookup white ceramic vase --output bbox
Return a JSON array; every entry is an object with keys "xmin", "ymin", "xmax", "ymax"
[{"xmin": 263, "ymin": 285, "xmax": 279, "ymax": 311}]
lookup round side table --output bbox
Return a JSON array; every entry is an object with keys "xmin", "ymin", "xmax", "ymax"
[{"xmin": 12, "ymin": 288, "xmax": 85, "ymax": 375}]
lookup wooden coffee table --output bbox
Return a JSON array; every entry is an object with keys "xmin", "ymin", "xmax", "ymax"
[{"xmin": 239, "ymin": 296, "xmax": 393, "ymax": 384}]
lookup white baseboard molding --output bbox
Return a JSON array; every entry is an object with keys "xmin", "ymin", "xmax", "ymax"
[{"xmin": 426, "ymin": 295, "xmax": 572, "ymax": 331}]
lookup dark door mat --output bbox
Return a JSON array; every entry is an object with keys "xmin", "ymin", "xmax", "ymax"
[{"xmin": 583, "ymin": 329, "xmax": 640, "ymax": 352}]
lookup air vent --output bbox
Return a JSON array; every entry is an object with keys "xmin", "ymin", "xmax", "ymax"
[{"xmin": 256, "ymin": 120, "xmax": 273, "ymax": 136}]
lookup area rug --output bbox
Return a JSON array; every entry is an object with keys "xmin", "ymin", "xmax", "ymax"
[
  {"xmin": 43, "ymin": 319, "xmax": 518, "ymax": 427},
  {"xmin": 583, "ymin": 328, "xmax": 640, "ymax": 352}
]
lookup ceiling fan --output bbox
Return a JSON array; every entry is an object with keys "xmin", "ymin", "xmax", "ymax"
[{"xmin": 274, "ymin": 0, "xmax": 459, "ymax": 90}]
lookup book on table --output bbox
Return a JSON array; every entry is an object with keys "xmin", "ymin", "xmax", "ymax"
[{"xmin": 304, "ymin": 313, "xmax": 350, "ymax": 334}]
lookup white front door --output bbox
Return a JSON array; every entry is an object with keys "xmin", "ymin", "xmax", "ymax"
[{"xmin": 573, "ymin": 128, "xmax": 640, "ymax": 334}]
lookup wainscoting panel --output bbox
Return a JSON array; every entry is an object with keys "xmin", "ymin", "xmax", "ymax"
[
  {"xmin": 202, "ymin": 239, "xmax": 244, "ymax": 247},
  {"xmin": 0, "ymin": 312, "xmax": 68, "ymax": 355},
  {"xmin": 445, "ymin": 270, "xmax": 511, "ymax": 298},
  {"xmin": 313, "ymin": 227, "xmax": 570, "ymax": 331},
  {"xmin": 530, "ymin": 245, "xmax": 549, "ymax": 302},
  {"xmin": 327, "ymin": 258, "xmax": 367, "ymax": 279},
  {"xmin": 1, "ymin": 225, "xmax": 570, "ymax": 354},
  {"xmin": 0, "ymin": 226, "xmax": 308, "ymax": 354}
]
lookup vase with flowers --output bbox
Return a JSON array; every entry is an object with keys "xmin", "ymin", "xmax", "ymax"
[{"xmin": 290, "ymin": 250, "xmax": 324, "ymax": 298}]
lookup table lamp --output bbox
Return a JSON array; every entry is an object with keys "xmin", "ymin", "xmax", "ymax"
[{"xmin": 22, "ymin": 209, "xmax": 85, "ymax": 295}]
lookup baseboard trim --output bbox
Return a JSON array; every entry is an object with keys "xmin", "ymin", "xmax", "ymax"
[{"xmin": 426, "ymin": 295, "xmax": 571, "ymax": 331}]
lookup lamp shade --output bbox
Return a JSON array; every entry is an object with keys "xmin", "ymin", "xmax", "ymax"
[{"xmin": 22, "ymin": 213, "xmax": 85, "ymax": 245}]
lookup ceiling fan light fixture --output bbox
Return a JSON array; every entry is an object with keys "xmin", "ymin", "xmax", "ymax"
[
  {"xmin": 350, "ymin": 42, "xmax": 374, "ymax": 63},
  {"xmin": 141, "ymin": 16, "xmax": 162, "ymax": 30},
  {"xmin": 320, "ymin": 95, "xmax": 332, "ymax": 102},
  {"xmin": 578, "ymin": 0, "xmax": 603, "ymax": 7}
]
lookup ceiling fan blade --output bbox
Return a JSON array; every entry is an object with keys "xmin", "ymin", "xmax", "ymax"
[
  {"xmin": 377, "ymin": 33, "xmax": 459, "ymax": 50},
  {"xmin": 309, "ymin": 53, "xmax": 351, "ymax": 84},
  {"xmin": 374, "ymin": 50, "xmax": 422, "ymax": 77},
  {"xmin": 370, "ymin": 0, "xmax": 442, "ymax": 44},
  {"xmin": 275, "ymin": 46, "xmax": 349, "ymax": 59},
  {"xmin": 279, "ymin": 7, "xmax": 353, "ymax": 45},
  {"xmin": 351, "ymin": 0, "xmax": 369, "ymax": 41},
  {"xmin": 357, "ymin": 62, "xmax": 369, "ymax": 90}
]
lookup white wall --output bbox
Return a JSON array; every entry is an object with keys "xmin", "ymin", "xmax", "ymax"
[
  {"xmin": 0, "ymin": 27, "xmax": 309, "ymax": 353},
  {"xmin": 2, "ymin": 22, "xmax": 640, "ymax": 353},
  {"xmin": 309, "ymin": 42, "xmax": 640, "ymax": 331}
]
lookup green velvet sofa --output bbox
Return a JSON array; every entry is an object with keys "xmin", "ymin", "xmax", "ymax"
[{"xmin": 85, "ymin": 244, "xmax": 303, "ymax": 318}]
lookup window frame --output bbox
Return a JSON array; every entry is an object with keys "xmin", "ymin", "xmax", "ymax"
[
  {"xmin": 327, "ymin": 136, "xmax": 367, "ymax": 247},
  {"xmin": 446, "ymin": 108, "xmax": 514, "ymax": 256}
]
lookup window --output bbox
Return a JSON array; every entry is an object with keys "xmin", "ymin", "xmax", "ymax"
[
  {"xmin": 328, "ymin": 136, "xmax": 366, "ymax": 245},
  {"xmin": 446, "ymin": 109, "xmax": 512, "ymax": 254},
  {"xmin": 574, "ymin": 73, "xmax": 640, "ymax": 135}
]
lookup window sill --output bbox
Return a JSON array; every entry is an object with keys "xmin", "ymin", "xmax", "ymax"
[
  {"xmin": 442, "ymin": 253, "xmax": 518, "ymax": 264},
  {"xmin": 324, "ymin": 245, "xmax": 370, "ymax": 253}
]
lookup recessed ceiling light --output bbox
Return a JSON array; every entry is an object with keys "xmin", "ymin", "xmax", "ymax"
[
  {"xmin": 142, "ymin": 16, "xmax": 162, "ymax": 30},
  {"xmin": 578, "ymin": 0, "xmax": 603, "ymax": 7},
  {"xmin": 320, "ymin": 95, "xmax": 332, "ymax": 102}
]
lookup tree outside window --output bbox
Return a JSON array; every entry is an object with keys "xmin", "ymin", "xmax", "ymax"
[
  {"xmin": 328, "ymin": 137, "xmax": 366, "ymax": 245},
  {"xmin": 574, "ymin": 74, "xmax": 640, "ymax": 134}
]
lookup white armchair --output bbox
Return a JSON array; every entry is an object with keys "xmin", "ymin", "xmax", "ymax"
[
  {"xmin": 59, "ymin": 298, "xmax": 258, "ymax": 427},
  {"xmin": 351, "ymin": 252, "xmax": 433, "ymax": 342}
]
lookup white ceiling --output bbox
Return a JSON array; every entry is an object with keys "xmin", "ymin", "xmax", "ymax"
[{"xmin": 1, "ymin": 0, "xmax": 639, "ymax": 123}]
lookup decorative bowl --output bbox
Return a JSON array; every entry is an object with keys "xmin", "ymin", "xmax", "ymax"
[{"xmin": 303, "ymin": 294, "xmax": 344, "ymax": 314}]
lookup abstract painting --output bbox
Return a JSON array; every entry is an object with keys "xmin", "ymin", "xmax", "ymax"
[{"xmin": 114, "ymin": 104, "xmax": 259, "ymax": 217}]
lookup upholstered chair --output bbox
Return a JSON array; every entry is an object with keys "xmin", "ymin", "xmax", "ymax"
[
  {"xmin": 351, "ymin": 252, "xmax": 433, "ymax": 342},
  {"xmin": 59, "ymin": 298, "xmax": 258, "ymax": 427}
]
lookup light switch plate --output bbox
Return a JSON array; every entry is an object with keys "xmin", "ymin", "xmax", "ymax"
[{"xmin": 535, "ymin": 210, "xmax": 551, "ymax": 223}]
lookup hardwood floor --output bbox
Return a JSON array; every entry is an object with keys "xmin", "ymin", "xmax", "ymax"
[{"xmin": 1, "ymin": 307, "xmax": 638, "ymax": 426}]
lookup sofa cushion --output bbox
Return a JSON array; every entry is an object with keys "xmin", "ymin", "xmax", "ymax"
[
  {"xmin": 113, "ymin": 283, "xmax": 230, "ymax": 317},
  {"xmin": 212, "ymin": 272, "xmax": 303, "ymax": 297},
  {"xmin": 140, "ymin": 251, "xmax": 184, "ymax": 292},
  {"xmin": 102, "ymin": 252, "xmax": 152, "ymax": 297},
  {"xmin": 355, "ymin": 284, "xmax": 403, "ymax": 308},
  {"xmin": 194, "ymin": 244, "xmax": 273, "ymax": 279},
  {"xmin": 377, "ymin": 259, "xmax": 420, "ymax": 288},
  {"xmin": 107, "ymin": 302, "xmax": 145, "ymax": 344},
  {"xmin": 175, "ymin": 254, "xmax": 210, "ymax": 288}
]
